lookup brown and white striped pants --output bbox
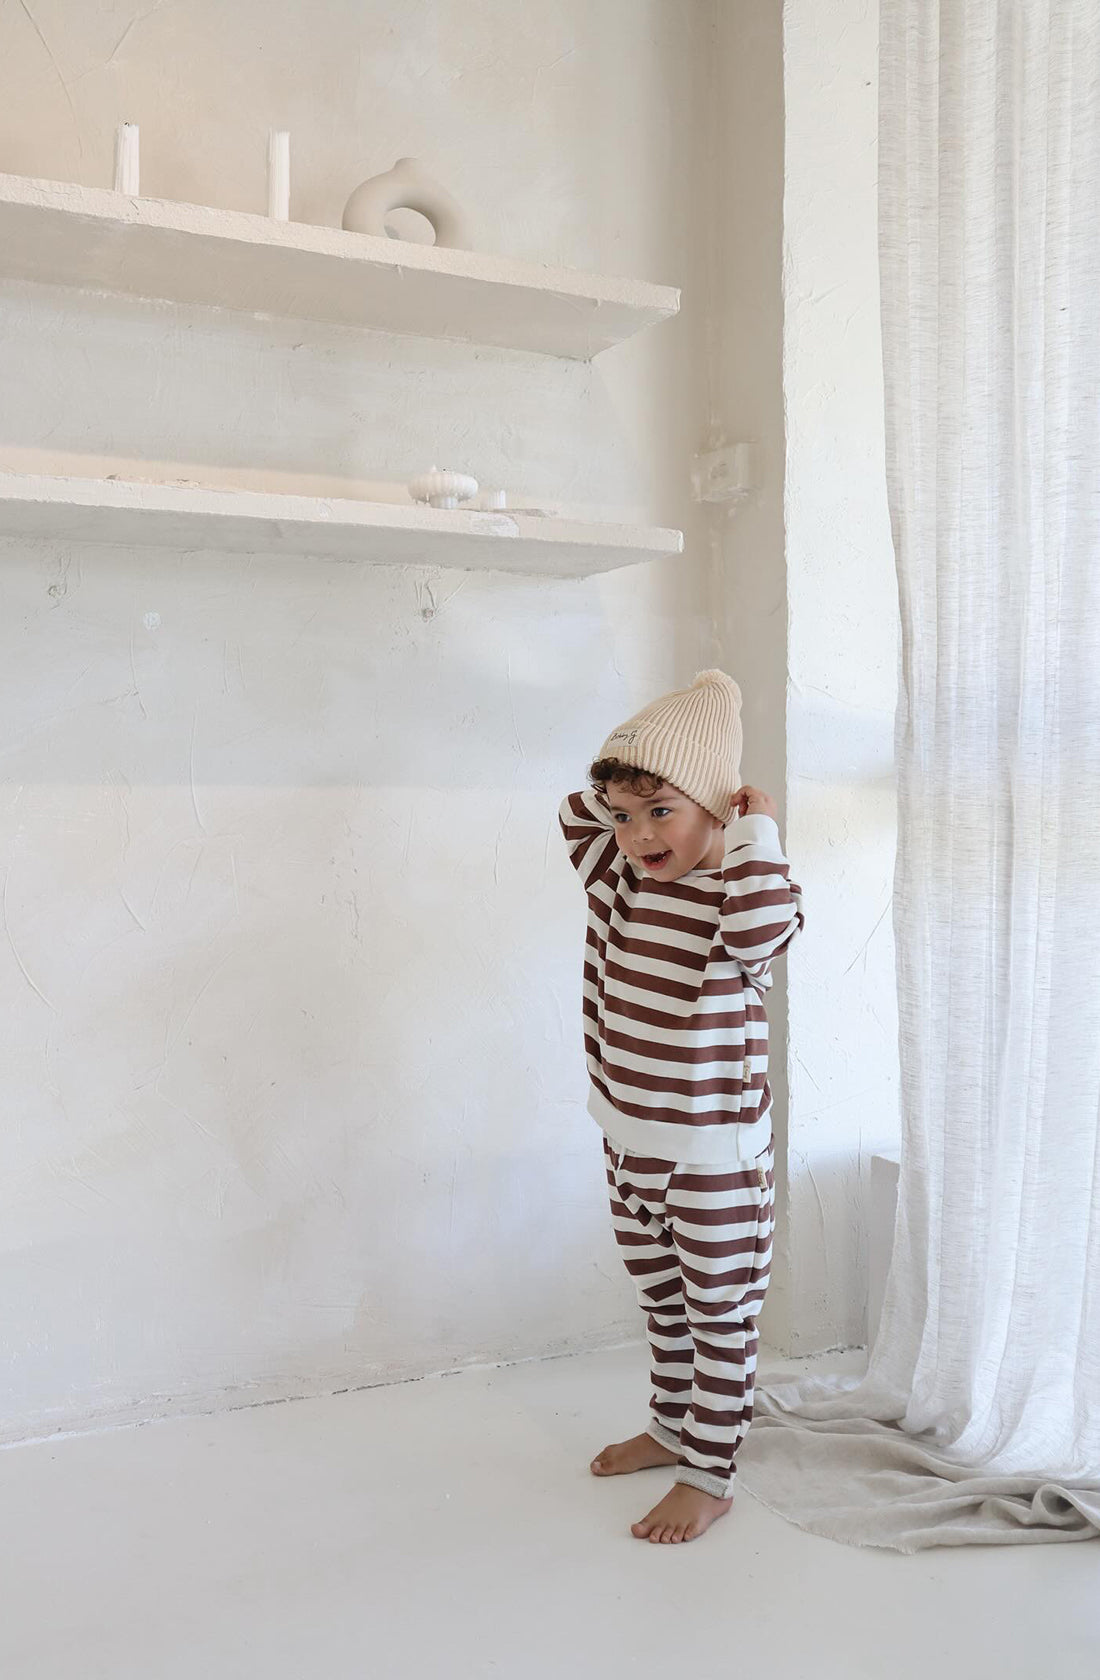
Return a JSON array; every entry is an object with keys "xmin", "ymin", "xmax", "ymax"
[{"xmin": 605, "ymin": 1139, "xmax": 775, "ymax": 1500}]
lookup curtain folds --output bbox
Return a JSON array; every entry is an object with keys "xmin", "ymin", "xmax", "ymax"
[{"xmin": 739, "ymin": 0, "xmax": 1100, "ymax": 1551}]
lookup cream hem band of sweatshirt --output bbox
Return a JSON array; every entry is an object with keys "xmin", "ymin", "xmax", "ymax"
[{"xmin": 589, "ymin": 1084, "xmax": 774, "ymax": 1168}]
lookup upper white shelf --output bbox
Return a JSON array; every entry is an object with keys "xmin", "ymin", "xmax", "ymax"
[
  {"xmin": 0, "ymin": 173, "xmax": 680, "ymax": 360},
  {"xmin": 0, "ymin": 474, "xmax": 684, "ymax": 579}
]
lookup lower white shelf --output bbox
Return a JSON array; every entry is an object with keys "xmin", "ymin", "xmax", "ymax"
[{"xmin": 0, "ymin": 474, "xmax": 683, "ymax": 578}]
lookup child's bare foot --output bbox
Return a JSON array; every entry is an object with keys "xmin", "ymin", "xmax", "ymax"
[
  {"xmin": 590, "ymin": 1432, "xmax": 679, "ymax": 1477},
  {"xmin": 631, "ymin": 1483, "xmax": 733, "ymax": 1543}
]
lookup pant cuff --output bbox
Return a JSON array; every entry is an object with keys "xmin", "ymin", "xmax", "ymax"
[
  {"xmin": 647, "ymin": 1419, "xmax": 681, "ymax": 1454},
  {"xmin": 676, "ymin": 1464, "xmax": 735, "ymax": 1500}
]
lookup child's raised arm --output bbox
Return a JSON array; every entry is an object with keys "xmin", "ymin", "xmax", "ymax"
[
  {"xmin": 558, "ymin": 789, "xmax": 621, "ymax": 892},
  {"xmin": 719, "ymin": 797, "xmax": 804, "ymax": 986}
]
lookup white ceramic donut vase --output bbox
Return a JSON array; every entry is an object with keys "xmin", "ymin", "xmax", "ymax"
[
  {"xmin": 342, "ymin": 158, "xmax": 470, "ymax": 249},
  {"xmin": 408, "ymin": 469, "xmax": 479, "ymax": 511}
]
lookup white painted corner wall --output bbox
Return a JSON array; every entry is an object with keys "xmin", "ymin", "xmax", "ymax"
[
  {"xmin": 0, "ymin": 0, "xmax": 717, "ymax": 1442},
  {"xmin": 780, "ymin": 0, "xmax": 900, "ymax": 1351},
  {"xmin": 0, "ymin": 0, "xmax": 899, "ymax": 1440},
  {"xmin": 712, "ymin": 0, "xmax": 899, "ymax": 1355}
]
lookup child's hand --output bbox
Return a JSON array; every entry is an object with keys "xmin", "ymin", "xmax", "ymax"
[{"xmin": 730, "ymin": 786, "xmax": 778, "ymax": 822}]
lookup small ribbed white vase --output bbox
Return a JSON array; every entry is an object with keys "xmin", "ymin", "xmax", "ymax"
[{"xmin": 408, "ymin": 468, "xmax": 479, "ymax": 511}]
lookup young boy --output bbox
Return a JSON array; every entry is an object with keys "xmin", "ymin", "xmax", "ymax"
[{"xmin": 559, "ymin": 670, "xmax": 803, "ymax": 1545}]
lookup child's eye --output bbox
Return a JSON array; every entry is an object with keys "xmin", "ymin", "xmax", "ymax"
[
  {"xmin": 613, "ymin": 812, "xmax": 629, "ymax": 823},
  {"xmin": 652, "ymin": 807, "xmax": 670, "ymax": 819}
]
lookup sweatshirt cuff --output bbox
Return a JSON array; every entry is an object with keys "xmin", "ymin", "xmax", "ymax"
[{"xmin": 724, "ymin": 812, "xmax": 781, "ymax": 850}]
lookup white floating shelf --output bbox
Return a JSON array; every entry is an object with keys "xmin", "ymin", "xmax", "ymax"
[
  {"xmin": 0, "ymin": 173, "xmax": 680, "ymax": 360},
  {"xmin": 0, "ymin": 474, "xmax": 684, "ymax": 579}
]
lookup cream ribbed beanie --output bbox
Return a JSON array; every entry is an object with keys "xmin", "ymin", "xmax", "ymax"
[{"xmin": 597, "ymin": 670, "xmax": 743, "ymax": 822}]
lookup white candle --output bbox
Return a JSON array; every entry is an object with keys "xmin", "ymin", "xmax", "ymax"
[
  {"xmin": 114, "ymin": 122, "xmax": 140, "ymax": 195},
  {"xmin": 267, "ymin": 130, "xmax": 290, "ymax": 220}
]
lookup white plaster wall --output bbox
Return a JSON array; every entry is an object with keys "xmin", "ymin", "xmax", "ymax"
[
  {"xmin": 0, "ymin": 0, "xmax": 716, "ymax": 1440},
  {"xmin": 711, "ymin": 0, "xmax": 899, "ymax": 1355},
  {"xmin": 707, "ymin": 1, "xmax": 794, "ymax": 1343},
  {"xmin": 780, "ymin": 0, "xmax": 900, "ymax": 1351}
]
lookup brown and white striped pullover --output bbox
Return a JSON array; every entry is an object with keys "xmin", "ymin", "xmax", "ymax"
[{"xmin": 559, "ymin": 790, "xmax": 804, "ymax": 1165}]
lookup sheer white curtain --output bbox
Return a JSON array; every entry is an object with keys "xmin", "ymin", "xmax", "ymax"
[{"xmin": 740, "ymin": 0, "xmax": 1100, "ymax": 1549}]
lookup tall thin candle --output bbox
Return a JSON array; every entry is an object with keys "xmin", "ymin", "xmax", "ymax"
[
  {"xmin": 267, "ymin": 130, "xmax": 290, "ymax": 221},
  {"xmin": 114, "ymin": 123, "xmax": 139, "ymax": 195}
]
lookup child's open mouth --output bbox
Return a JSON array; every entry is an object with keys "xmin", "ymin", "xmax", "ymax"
[{"xmin": 642, "ymin": 850, "xmax": 672, "ymax": 871}]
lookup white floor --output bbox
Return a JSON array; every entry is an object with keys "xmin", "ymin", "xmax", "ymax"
[{"xmin": 2, "ymin": 1344, "xmax": 1097, "ymax": 1680}]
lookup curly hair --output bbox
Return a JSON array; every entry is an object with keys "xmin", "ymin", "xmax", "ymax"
[{"xmin": 588, "ymin": 756, "xmax": 665, "ymax": 798}]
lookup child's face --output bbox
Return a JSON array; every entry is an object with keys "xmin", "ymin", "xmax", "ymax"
[{"xmin": 605, "ymin": 780, "xmax": 725, "ymax": 880}]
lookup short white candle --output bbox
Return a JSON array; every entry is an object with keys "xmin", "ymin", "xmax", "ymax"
[{"xmin": 267, "ymin": 130, "xmax": 290, "ymax": 220}]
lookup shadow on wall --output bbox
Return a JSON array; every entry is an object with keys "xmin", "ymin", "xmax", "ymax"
[
  {"xmin": 0, "ymin": 282, "xmax": 639, "ymax": 519},
  {"xmin": 0, "ymin": 535, "xmax": 696, "ymax": 792},
  {"xmin": 0, "ymin": 266, "xmax": 709, "ymax": 793}
]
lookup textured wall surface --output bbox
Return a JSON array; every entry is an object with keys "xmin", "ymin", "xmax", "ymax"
[
  {"xmin": 709, "ymin": 0, "xmax": 899, "ymax": 1355},
  {"xmin": 708, "ymin": 1, "xmax": 794, "ymax": 1344},
  {"xmin": 0, "ymin": 0, "xmax": 717, "ymax": 1440},
  {"xmin": 781, "ymin": 0, "xmax": 900, "ymax": 1351},
  {"xmin": 1, "ymin": 0, "xmax": 902, "ymax": 1435}
]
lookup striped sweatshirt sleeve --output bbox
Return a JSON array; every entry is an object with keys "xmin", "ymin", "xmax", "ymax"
[
  {"xmin": 559, "ymin": 788, "xmax": 621, "ymax": 891},
  {"xmin": 720, "ymin": 812, "xmax": 804, "ymax": 985}
]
